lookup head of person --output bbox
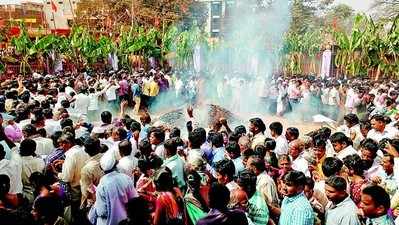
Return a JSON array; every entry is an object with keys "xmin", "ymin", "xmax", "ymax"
[
  {"xmin": 313, "ymin": 139, "xmax": 326, "ymax": 160},
  {"xmin": 382, "ymin": 154, "xmax": 394, "ymax": 175},
  {"xmin": 100, "ymin": 111, "xmax": 112, "ymax": 125},
  {"xmin": 282, "ymin": 171, "xmax": 307, "ymax": 197},
  {"xmin": 246, "ymin": 155, "xmax": 265, "ymax": 176},
  {"xmin": 211, "ymin": 132, "xmax": 224, "ymax": 148},
  {"xmin": 149, "ymin": 128, "xmax": 165, "ymax": 145},
  {"xmin": 237, "ymin": 169, "xmax": 257, "ymax": 198},
  {"xmin": 169, "ymin": 127, "xmax": 181, "ymax": 138},
  {"xmin": 278, "ymin": 154, "xmax": 292, "ymax": 173},
  {"xmin": 322, "ymin": 157, "xmax": 343, "ymax": 177},
  {"xmin": 269, "ymin": 121, "xmax": 283, "ymax": 138},
  {"xmin": 130, "ymin": 121, "xmax": 141, "ymax": 140},
  {"xmin": 154, "ymin": 166, "xmax": 174, "ymax": 192},
  {"xmin": 188, "ymin": 128, "xmax": 206, "ymax": 149},
  {"xmin": 285, "ymin": 127, "xmax": 299, "ymax": 142},
  {"xmin": 343, "ymin": 154, "xmax": 365, "ymax": 177},
  {"xmin": 360, "ymin": 138, "xmax": 379, "ymax": 170},
  {"xmin": 31, "ymin": 194, "xmax": 64, "ymax": 224},
  {"xmin": 208, "ymin": 182, "xmax": 230, "ymax": 210},
  {"xmin": 226, "ymin": 141, "xmax": 241, "ymax": 160},
  {"xmin": 303, "ymin": 177, "xmax": 315, "ymax": 200},
  {"xmin": 111, "ymin": 127, "xmax": 127, "ymax": 141},
  {"xmin": 230, "ymin": 189, "xmax": 249, "ymax": 212},
  {"xmin": 22, "ymin": 124, "xmax": 37, "ymax": 138},
  {"xmin": 19, "ymin": 138, "xmax": 37, "ymax": 157},
  {"xmin": 60, "ymin": 118, "xmax": 73, "ymax": 129},
  {"xmin": 360, "ymin": 121, "xmax": 372, "ymax": 138},
  {"xmin": 234, "ymin": 125, "xmax": 247, "ymax": 137},
  {"xmin": 119, "ymin": 140, "xmax": 132, "ymax": 158},
  {"xmin": 344, "ymin": 114, "xmax": 360, "ymax": 128},
  {"xmin": 238, "ymin": 136, "xmax": 250, "ymax": 152},
  {"xmin": 360, "ymin": 185, "xmax": 391, "ymax": 219},
  {"xmin": 249, "ymin": 118, "xmax": 266, "ymax": 135},
  {"xmin": 83, "ymin": 136, "xmax": 101, "ymax": 157},
  {"xmin": 264, "ymin": 138, "xmax": 276, "ymax": 152},
  {"xmin": 215, "ymin": 159, "xmax": 236, "ymax": 185},
  {"xmin": 125, "ymin": 196, "xmax": 152, "ymax": 225},
  {"xmin": 164, "ymin": 138, "xmax": 177, "ymax": 158},
  {"xmin": 58, "ymin": 133, "xmax": 75, "ymax": 151},
  {"xmin": 371, "ymin": 114, "xmax": 386, "ymax": 132},
  {"xmin": 330, "ymin": 132, "xmax": 352, "ymax": 153},
  {"xmin": 139, "ymin": 112, "xmax": 151, "ymax": 125},
  {"xmin": 325, "ymin": 175, "xmax": 348, "ymax": 204},
  {"xmin": 138, "ymin": 139, "xmax": 152, "ymax": 157},
  {"xmin": 289, "ymin": 139, "xmax": 304, "ymax": 160}
]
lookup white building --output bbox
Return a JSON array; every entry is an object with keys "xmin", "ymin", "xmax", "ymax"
[{"xmin": 43, "ymin": 0, "xmax": 79, "ymax": 30}]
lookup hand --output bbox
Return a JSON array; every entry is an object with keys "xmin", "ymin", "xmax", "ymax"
[
  {"xmin": 219, "ymin": 117, "xmax": 228, "ymax": 126},
  {"xmin": 187, "ymin": 106, "xmax": 193, "ymax": 118},
  {"xmin": 371, "ymin": 176, "xmax": 382, "ymax": 184},
  {"xmin": 393, "ymin": 208, "xmax": 399, "ymax": 217}
]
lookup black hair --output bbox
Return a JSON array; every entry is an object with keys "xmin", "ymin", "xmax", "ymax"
[
  {"xmin": 305, "ymin": 177, "xmax": 315, "ymax": 189},
  {"xmin": 249, "ymin": 155, "xmax": 266, "ymax": 172},
  {"xmin": 264, "ymin": 138, "xmax": 276, "ymax": 151},
  {"xmin": 33, "ymin": 194, "xmax": 64, "ymax": 223},
  {"xmin": 19, "ymin": 139, "xmax": 37, "ymax": 156},
  {"xmin": 149, "ymin": 128, "xmax": 165, "ymax": 143},
  {"xmin": 343, "ymin": 154, "xmax": 365, "ymax": 176},
  {"xmin": 249, "ymin": 118, "xmax": 266, "ymax": 133},
  {"xmin": 360, "ymin": 138, "xmax": 379, "ymax": 158},
  {"xmin": 169, "ymin": 127, "xmax": 181, "ymax": 138},
  {"xmin": 325, "ymin": 175, "xmax": 347, "ymax": 192},
  {"xmin": 101, "ymin": 111, "xmax": 112, "ymax": 124},
  {"xmin": 60, "ymin": 118, "xmax": 73, "ymax": 129},
  {"xmin": 322, "ymin": 157, "xmax": 343, "ymax": 177},
  {"xmin": 51, "ymin": 131, "xmax": 63, "ymax": 148},
  {"xmin": 83, "ymin": 137, "xmax": 101, "ymax": 156},
  {"xmin": 118, "ymin": 140, "xmax": 132, "ymax": 157},
  {"xmin": 60, "ymin": 99, "xmax": 70, "ymax": 109},
  {"xmin": 234, "ymin": 125, "xmax": 247, "ymax": 136},
  {"xmin": 164, "ymin": 138, "xmax": 178, "ymax": 156},
  {"xmin": 154, "ymin": 167, "xmax": 174, "ymax": 192},
  {"xmin": 362, "ymin": 185, "xmax": 391, "ymax": 211},
  {"xmin": 138, "ymin": 139, "xmax": 152, "ymax": 156},
  {"xmin": 269, "ymin": 121, "xmax": 283, "ymax": 135},
  {"xmin": 211, "ymin": 132, "xmax": 224, "ymax": 148},
  {"xmin": 330, "ymin": 132, "xmax": 352, "ymax": 146},
  {"xmin": 237, "ymin": 169, "xmax": 257, "ymax": 198},
  {"xmin": 114, "ymin": 127, "xmax": 128, "ymax": 140},
  {"xmin": 254, "ymin": 144, "xmax": 267, "ymax": 158},
  {"xmin": 286, "ymin": 127, "xmax": 300, "ymax": 139},
  {"xmin": 226, "ymin": 141, "xmax": 241, "ymax": 159},
  {"xmin": 189, "ymin": 128, "xmax": 205, "ymax": 149},
  {"xmin": 125, "ymin": 196, "xmax": 152, "ymax": 225},
  {"xmin": 284, "ymin": 170, "xmax": 307, "ymax": 187},
  {"xmin": 371, "ymin": 114, "xmax": 386, "ymax": 123},
  {"xmin": 314, "ymin": 139, "xmax": 326, "ymax": 149},
  {"xmin": 215, "ymin": 159, "xmax": 235, "ymax": 181},
  {"xmin": 344, "ymin": 114, "xmax": 359, "ymax": 126},
  {"xmin": 0, "ymin": 174, "xmax": 10, "ymax": 200},
  {"xmin": 208, "ymin": 182, "xmax": 230, "ymax": 210},
  {"xmin": 0, "ymin": 144, "xmax": 5, "ymax": 160},
  {"xmin": 22, "ymin": 124, "xmax": 37, "ymax": 137},
  {"xmin": 130, "ymin": 121, "xmax": 141, "ymax": 132}
]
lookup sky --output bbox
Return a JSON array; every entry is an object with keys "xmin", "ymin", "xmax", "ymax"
[{"xmin": 334, "ymin": 0, "xmax": 375, "ymax": 13}]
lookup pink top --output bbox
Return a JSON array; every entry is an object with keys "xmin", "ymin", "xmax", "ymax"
[{"xmin": 4, "ymin": 124, "xmax": 22, "ymax": 142}]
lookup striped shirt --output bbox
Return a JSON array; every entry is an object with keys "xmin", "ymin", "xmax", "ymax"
[
  {"xmin": 248, "ymin": 191, "xmax": 269, "ymax": 225},
  {"xmin": 279, "ymin": 193, "xmax": 314, "ymax": 225}
]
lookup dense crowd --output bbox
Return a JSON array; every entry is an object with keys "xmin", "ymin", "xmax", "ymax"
[{"xmin": 1, "ymin": 68, "xmax": 399, "ymax": 225}]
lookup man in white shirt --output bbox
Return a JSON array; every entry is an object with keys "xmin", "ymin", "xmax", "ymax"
[
  {"xmin": 22, "ymin": 124, "xmax": 54, "ymax": 157},
  {"xmin": 368, "ymin": 114, "xmax": 399, "ymax": 142},
  {"xmin": 360, "ymin": 139, "xmax": 385, "ymax": 180},
  {"xmin": 329, "ymin": 132, "xmax": 358, "ymax": 160},
  {"xmin": 289, "ymin": 139, "xmax": 310, "ymax": 176},
  {"xmin": 327, "ymin": 84, "xmax": 340, "ymax": 120},
  {"xmin": 116, "ymin": 140, "xmax": 138, "ymax": 180},
  {"xmin": 0, "ymin": 146, "xmax": 22, "ymax": 194},
  {"xmin": 249, "ymin": 118, "xmax": 266, "ymax": 150},
  {"xmin": 269, "ymin": 122, "xmax": 288, "ymax": 156},
  {"xmin": 72, "ymin": 88, "xmax": 90, "ymax": 118}
]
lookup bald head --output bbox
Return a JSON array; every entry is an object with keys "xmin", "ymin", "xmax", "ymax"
[{"xmin": 289, "ymin": 139, "xmax": 304, "ymax": 160}]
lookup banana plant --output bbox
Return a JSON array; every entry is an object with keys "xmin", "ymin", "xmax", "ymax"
[{"xmin": 10, "ymin": 23, "xmax": 33, "ymax": 76}]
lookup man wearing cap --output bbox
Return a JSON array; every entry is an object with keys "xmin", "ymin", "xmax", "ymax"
[
  {"xmin": 249, "ymin": 118, "xmax": 266, "ymax": 150},
  {"xmin": 89, "ymin": 150, "xmax": 137, "ymax": 225}
]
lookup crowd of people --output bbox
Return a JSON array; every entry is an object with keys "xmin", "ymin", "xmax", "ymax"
[{"xmin": 0, "ymin": 67, "xmax": 399, "ymax": 225}]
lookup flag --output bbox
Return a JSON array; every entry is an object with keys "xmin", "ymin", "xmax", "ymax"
[{"xmin": 50, "ymin": 0, "xmax": 57, "ymax": 12}]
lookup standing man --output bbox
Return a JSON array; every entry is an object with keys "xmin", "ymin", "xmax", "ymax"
[
  {"xmin": 279, "ymin": 171, "xmax": 314, "ymax": 225},
  {"xmin": 131, "ymin": 78, "xmax": 141, "ymax": 115},
  {"xmin": 269, "ymin": 122, "xmax": 288, "ymax": 156},
  {"xmin": 325, "ymin": 176, "xmax": 360, "ymax": 225},
  {"xmin": 249, "ymin": 118, "xmax": 266, "ymax": 150}
]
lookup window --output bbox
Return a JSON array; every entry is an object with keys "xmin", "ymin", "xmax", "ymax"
[{"xmin": 211, "ymin": 1, "xmax": 222, "ymax": 17}]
